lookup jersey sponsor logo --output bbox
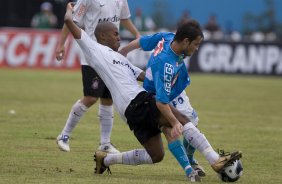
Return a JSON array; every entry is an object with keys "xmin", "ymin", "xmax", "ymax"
[
  {"xmin": 98, "ymin": 15, "xmax": 120, "ymax": 23},
  {"xmin": 164, "ymin": 63, "xmax": 173, "ymax": 94},
  {"xmin": 154, "ymin": 38, "xmax": 164, "ymax": 56},
  {"xmin": 113, "ymin": 59, "xmax": 136, "ymax": 75}
]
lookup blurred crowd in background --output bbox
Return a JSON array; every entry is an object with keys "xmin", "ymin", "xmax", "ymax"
[{"xmin": 1, "ymin": 0, "xmax": 281, "ymax": 42}]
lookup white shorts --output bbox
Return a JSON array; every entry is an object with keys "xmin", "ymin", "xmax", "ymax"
[{"xmin": 170, "ymin": 90, "xmax": 199, "ymax": 126}]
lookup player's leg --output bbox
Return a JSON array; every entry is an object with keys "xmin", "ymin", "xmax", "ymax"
[
  {"xmin": 94, "ymin": 92, "xmax": 165, "ymax": 174},
  {"xmin": 57, "ymin": 65, "xmax": 98, "ymax": 152},
  {"xmin": 95, "ymin": 76, "xmax": 119, "ymax": 153},
  {"xmin": 97, "ymin": 97, "xmax": 119, "ymax": 153},
  {"xmin": 162, "ymin": 126, "xmax": 201, "ymax": 182},
  {"xmin": 170, "ymin": 91, "xmax": 205, "ymax": 176},
  {"xmin": 160, "ymin": 105, "xmax": 242, "ymax": 173},
  {"xmin": 95, "ymin": 130, "xmax": 164, "ymax": 174},
  {"xmin": 170, "ymin": 91, "xmax": 199, "ymax": 127},
  {"xmin": 94, "ymin": 134, "xmax": 163, "ymax": 174}
]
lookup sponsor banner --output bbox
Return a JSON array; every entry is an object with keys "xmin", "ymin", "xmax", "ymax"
[
  {"xmin": 189, "ymin": 41, "xmax": 282, "ymax": 75},
  {"xmin": 0, "ymin": 28, "xmax": 150, "ymax": 70},
  {"xmin": 0, "ymin": 28, "xmax": 81, "ymax": 69},
  {"xmin": 1, "ymin": 28, "xmax": 281, "ymax": 75}
]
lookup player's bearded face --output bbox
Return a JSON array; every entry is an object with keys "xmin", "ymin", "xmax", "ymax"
[{"xmin": 184, "ymin": 36, "xmax": 202, "ymax": 57}]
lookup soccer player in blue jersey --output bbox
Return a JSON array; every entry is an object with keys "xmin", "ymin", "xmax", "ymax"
[
  {"xmin": 141, "ymin": 21, "xmax": 206, "ymax": 177},
  {"xmin": 118, "ymin": 20, "xmax": 215, "ymax": 180}
]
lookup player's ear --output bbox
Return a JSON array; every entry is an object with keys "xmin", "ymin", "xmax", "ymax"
[
  {"xmin": 182, "ymin": 38, "xmax": 190, "ymax": 46},
  {"xmin": 100, "ymin": 32, "xmax": 106, "ymax": 40}
]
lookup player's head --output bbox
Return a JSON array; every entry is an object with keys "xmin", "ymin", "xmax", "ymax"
[
  {"xmin": 173, "ymin": 19, "xmax": 204, "ymax": 56},
  {"xmin": 95, "ymin": 22, "xmax": 120, "ymax": 51}
]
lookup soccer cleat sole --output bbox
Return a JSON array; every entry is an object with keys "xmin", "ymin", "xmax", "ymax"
[
  {"xmin": 197, "ymin": 170, "xmax": 206, "ymax": 177},
  {"xmin": 192, "ymin": 164, "xmax": 206, "ymax": 177},
  {"xmin": 94, "ymin": 151, "xmax": 110, "ymax": 174}
]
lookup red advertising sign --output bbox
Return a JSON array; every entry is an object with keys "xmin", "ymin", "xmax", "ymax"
[{"xmin": 0, "ymin": 28, "xmax": 81, "ymax": 69}]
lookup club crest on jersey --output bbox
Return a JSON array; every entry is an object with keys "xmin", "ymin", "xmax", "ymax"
[{"xmin": 92, "ymin": 78, "xmax": 99, "ymax": 89}]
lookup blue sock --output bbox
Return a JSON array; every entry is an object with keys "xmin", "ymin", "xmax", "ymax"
[
  {"xmin": 168, "ymin": 139, "xmax": 193, "ymax": 176},
  {"xmin": 183, "ymin": 137, "xmax": 197, "ymax": 165}
]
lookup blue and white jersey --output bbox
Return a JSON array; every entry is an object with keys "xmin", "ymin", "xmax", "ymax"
[{"xmin": 140, "ymin": 32, "xmax": 190, "ymax": 104}]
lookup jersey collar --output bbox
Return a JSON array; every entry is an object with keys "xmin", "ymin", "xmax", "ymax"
[{"xmin": 169, "ymin": 40, "xmax": 184, "ymax": 65}]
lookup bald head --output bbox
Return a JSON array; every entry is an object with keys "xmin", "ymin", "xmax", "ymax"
[
  {"xmin": 95, "ymin": 22, "xmax": 117, "ymax": 41},
  {"xmin": 94, "ymin": 21, "xmax": 120, "ymax": 51}
]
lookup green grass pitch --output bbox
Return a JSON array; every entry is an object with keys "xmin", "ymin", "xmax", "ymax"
[{"xmin": 0, "ymin": 68, "xmax": 282, "ymax": 184}]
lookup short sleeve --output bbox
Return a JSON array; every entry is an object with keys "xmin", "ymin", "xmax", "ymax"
[
  {"xmin": 139, "ymin": 33, "xmax": 166, "ymax": 51},
  {"xmin": 73, "ymin": 0, "xmax": 88, "ymax": 27},
  {"xmin": 120, "ymin": 0, "xmax": 131, "ymax": 19},
  {"xmin": 76, "ymin": 30, "xmax": 99, "ymax": 66}
]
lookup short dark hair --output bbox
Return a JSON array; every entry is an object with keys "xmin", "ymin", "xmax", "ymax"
[
  {"xmin": 174, "ymin": 19, "xmax": 204, "ymax": 42},
  {"xmin": 94, "ymin": 21, "xmax": 117, "ymax": 41}
]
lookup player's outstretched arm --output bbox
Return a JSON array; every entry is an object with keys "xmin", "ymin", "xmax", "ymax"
[
  {"xmin": 64, "ymin": 3, "xmax": 81, "ymax": 39},
  {"xmin": 56, "ymin": 24, "xmax": 70, "ymax": 61},
  {"xmin": 121, "ymin": 19, "xmax": 141, "ymax": 39},
  {"xmin": 119, "ymin": 38, "xmax": 140, "ymax": 57},
  {"xmin": 137, "ymin": 71, "xmax": 145, "ymax": 82}
]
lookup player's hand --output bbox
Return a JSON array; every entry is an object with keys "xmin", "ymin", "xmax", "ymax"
[
  {"xmin": 56, "ymin": 46, "xmax": 65, "ymax": 61},
  {"xmin": 171, "ymin": 122, "xmax": 183, "ymax": 139},
  {"xmin": 67, "ymin": 2, "xmax": 76, "ymax": 9},
  {"xmin": 66, "ymin": 2, "xmax": 76, "ymax": 15}
]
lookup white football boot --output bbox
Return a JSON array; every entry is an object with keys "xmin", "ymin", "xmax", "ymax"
[
  {"xmin": 56, "ymin": 134, "xmax": 70, "ymax": 152},
  {"xmin": 98, "ymin": 142, "xmax": 120, "ymax": 153},
  {"xmin": 187, "ymin": 170, "xmax": 201, "ymax": 182}
]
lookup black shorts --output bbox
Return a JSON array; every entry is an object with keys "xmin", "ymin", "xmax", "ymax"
[
  {"xmin": 81, "ymin": 65, "xmax": 112, "ymax": 99},
  {"xmin": 125, "ymin": 91, "xmax": 161, "ymax": 145}
]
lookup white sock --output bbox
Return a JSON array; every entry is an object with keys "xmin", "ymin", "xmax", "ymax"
[
  {"xmin": 183, "ymin": 122, "xmax": 219, "ymax": 165},
  {"xmin": 99, "ymin": 104, "xmax": 113, "ymax": 144},
  {"xmin": 61, "ymin": 100, "xmax": 88, "ymax": 136},
  {"xmin": 104, "ymin": 149, "xmax": 153, "ymax": 166}
]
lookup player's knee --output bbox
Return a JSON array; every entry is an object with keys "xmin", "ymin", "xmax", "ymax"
[
  {"xmin": 179, "ymin": 113, "xmax": 190, "ymax": 124},
  {"xmin": 100, "ymin": 98, "xmax": 113, "ymax": 106},
  {"xmin": 151, "ymin": 151, "xmax": 165, "ymax": 163},
  {"xmin": 82, "ymin": 96, "xmax": 98, "ymax": 106}
]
